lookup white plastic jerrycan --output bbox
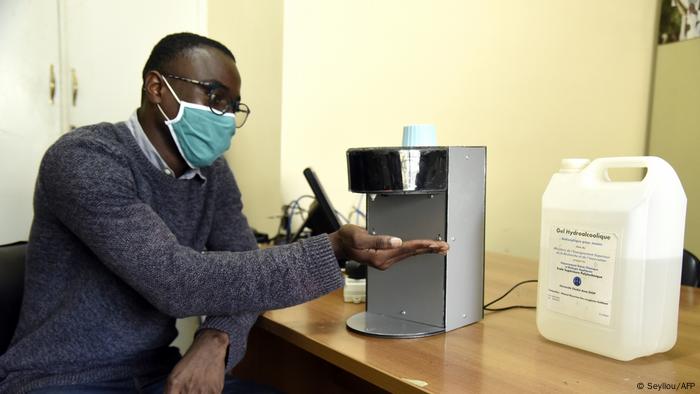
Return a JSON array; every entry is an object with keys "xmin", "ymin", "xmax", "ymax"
[{"xmin": 536, "ymin": 157, "xmax": 687, "ymax": 361}]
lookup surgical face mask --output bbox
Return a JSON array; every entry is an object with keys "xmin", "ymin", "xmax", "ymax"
[{"xmin": 157, "ymin": 76, "xmax": 236, "ymax": 168}]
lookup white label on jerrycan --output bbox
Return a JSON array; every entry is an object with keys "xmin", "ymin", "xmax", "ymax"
[{"xmin": 546, "ymin": 225, "xmax": 619, "ymax": 325}]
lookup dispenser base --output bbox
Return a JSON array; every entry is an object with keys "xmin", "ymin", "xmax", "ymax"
[{"xmin": 346, "ymin": 312, "xmax": 444, "ymax": 338}]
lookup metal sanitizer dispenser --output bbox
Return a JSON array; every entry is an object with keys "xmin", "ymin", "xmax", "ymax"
[{"xmin": 345, "ymin": 146, "xmax": 486, "ymax": 338}]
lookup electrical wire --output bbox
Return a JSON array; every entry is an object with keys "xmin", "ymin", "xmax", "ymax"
[
  {"xmin": 348, "ymin": 209, "xmax": 366, "ymax": 225},
  {"xmin": 348, "ymin": 210, "xmax": 357, "ymax": 224},
  {"xmin": 269, "ymin": 195, "xmax": 314, "ymax": 243},
  {"xmin": 285, "ymin": 195, "xmax": 314, "ymax": 242},
  {"xmin": 348, "ymin": 194, "xmax": 366, "ymax": 225},
  {"xmin": 483, "ymin": 280, "xmax": 538, "ymax": 312},
  {"xmin": 292, "ymin": 195, "xmax": 314, "ymax": 221},
  {"xmin": 274, "ymin": 193, "xmax": 366, "ymax": 242}
]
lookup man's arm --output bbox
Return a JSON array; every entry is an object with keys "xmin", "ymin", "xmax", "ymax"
[
  {"xmin": 169, "ymin": 161, "xmax": 261, "ymax": 391},
  {"xmin": 195, "ymin": 162, "xmax": 261, "ymax": 369},
  {"xmin": 40, "ymin": 137, "xmax": 344, "ymax": 318}
]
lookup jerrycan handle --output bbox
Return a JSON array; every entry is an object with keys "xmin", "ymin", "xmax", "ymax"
[{"xmin": 579, "ymin": 156, "xmax": 668, "ymax": 185}]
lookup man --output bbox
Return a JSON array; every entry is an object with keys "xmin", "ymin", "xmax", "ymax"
[{"xmin": 0, "ymin": 33, "xmax": 448, "ymax": 393}]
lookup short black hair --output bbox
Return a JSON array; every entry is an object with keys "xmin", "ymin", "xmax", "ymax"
[{"xmin": 142, "ymin": 32, "xmax": 236, "ymax": 79}]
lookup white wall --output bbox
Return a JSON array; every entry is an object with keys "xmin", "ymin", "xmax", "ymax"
[
  {"xmin": 209, "ymin": 0, "xmax": 658, "ymax": 260},
  {"xmin": 278, "ymin": 0, "xmax": 658, "ymax": 259},
  {"xmin": 211, "ymin": 0, "xmax": 284, "ymax": 236},
  {"xmin": 649, "ymin": 38, "xmax": 700, "ymax": 256}
]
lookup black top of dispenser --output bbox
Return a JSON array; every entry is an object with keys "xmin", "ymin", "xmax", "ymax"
[{"xmin": 346, "ymin": 147, "xmax": 448, "ymax": 193}]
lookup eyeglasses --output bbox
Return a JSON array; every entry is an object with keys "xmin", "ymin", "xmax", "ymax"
[{"xmin": 161, "ymin": 73, "xmax": 250, "ymax": 128}]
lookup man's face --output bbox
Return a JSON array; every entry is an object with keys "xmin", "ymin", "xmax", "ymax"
[{"xmin": 158, "ymin": 46, "xmax": 241, "ymax": 119}]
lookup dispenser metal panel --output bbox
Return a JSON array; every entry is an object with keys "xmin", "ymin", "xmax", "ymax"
[
  {"xmin": 366, "ymin": 193, "xmax": 446, "ymax": 328},
  {"xmin": 445, "ymin": 147, "xmax": 486, "ymax": 330}
]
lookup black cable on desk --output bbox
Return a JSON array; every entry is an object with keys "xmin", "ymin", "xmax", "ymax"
[{"xmin": 484, "ymin": 279, "xmax": 538, "ymax": 312}]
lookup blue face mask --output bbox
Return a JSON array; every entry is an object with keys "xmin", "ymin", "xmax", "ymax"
[{"xmin": 157, "ymin": 77, "xmax": 236, "ymax": 168}]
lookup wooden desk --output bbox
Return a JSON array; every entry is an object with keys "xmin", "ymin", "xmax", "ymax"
[{"xmin": 233, "ymin": 252, "xmax": 700, "ymax": 393}]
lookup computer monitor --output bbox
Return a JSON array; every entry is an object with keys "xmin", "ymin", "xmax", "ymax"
[{"xmin": 292, "ymin": 167, "xmax": 342, "ymax": 242}]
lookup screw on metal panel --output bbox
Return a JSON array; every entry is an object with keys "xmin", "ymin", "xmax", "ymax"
[
  {"xmin": 465, "ymin": 155, "xmax": 470, "ymax": 159},
  {"xmin": 462, "ymin": 314, "xmax": 467, "ymax": 318},
  {"xmin": 450, "ymin": 236, "xmax": 456, "ymax": 241},
  {"xmin": 429, "ymin": 194, "xmax": 434, "ymax": 199},
  {"xmin": 401, "ymin": 310, "xmax": 407, "ymax": 315},
  {"xmin": 437, "ymin": 234, "xmax": 442, "ymax": 241},
  {"xmin": 369, "ymin": 193, "xmax": 377, "ymax": 201},
  {"xmin": 371, "ymin": 228, "xmax": 376, "ymax": 235}
]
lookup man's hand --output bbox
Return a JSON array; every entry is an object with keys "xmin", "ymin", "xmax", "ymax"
[
  {"xmin": 165, "ymin": 328, "xmax": 229, "ymax": 394},
  {"xmin": 328, "ymin": 224, "xmax": 449, "ymax": 270}
]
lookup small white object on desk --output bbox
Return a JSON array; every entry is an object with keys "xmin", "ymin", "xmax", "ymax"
[{"xmin": 343, "ymin": 277, "xmax": 366, "ymax": 303}]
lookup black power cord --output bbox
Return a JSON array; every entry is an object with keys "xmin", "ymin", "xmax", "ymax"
[{"xmin": 483, "ymin": 280, "xmax": 538, "ymax": 312}]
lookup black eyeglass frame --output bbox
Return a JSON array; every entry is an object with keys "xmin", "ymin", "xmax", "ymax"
[{"xmin": 160, "ymin": 72, "xmax": 250, "ymax": 127}]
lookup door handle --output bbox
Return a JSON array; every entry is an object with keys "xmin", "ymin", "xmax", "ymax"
[
  {"xmin": 49, "ymin": 64, "xmax": 56, "ymax": 104},
  {"xmin": 71, "ymin": 68, "xmax": 78, "ymax": 106}
]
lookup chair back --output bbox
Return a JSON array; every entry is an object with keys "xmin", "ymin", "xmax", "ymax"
[
  {"xmin": 682, "ymin": 249, "xmax": 700, "ymax": 288},
  {"xmin": 0, "ymin": 242, "xmax": 27, "ymax": 354}
]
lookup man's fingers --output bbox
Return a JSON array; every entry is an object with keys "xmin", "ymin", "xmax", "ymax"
[
  {"xmin": 340, "ymin": 222, "xmax": 451, "ymax": 268},
  {"xmin": 340, "ymin": 224, "xmax": 450, "ymax": 253},
  {"xmin": 400, "ymin": 239, "xmax": 449, "ymax": 252},
  {"xmin": 349, "ymin": 240, "xmax": 449, "ymax": 261},
  {"xmin": 374, "ymin": 248, "xmax": 433, "ymax": 270},
  {"xmin": 380, "ymin": 247, "xmax": 436, "ymax": 269},
  {"xmin": 351, "ymin": 232, "xmax": 403, "ymax": 250},
  {"xmin": 346, "ymin": 247, "xmax": 377, "ymax": 263},
  {"xmin": 352, "ymin": 234, "xmax": 450, "ymax": 252},
  {"xmin": 347, "ymin": 242, "xmax": 448, "ymax": 270}
]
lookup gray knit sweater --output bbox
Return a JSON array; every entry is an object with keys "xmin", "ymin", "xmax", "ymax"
[{"xmin": 0, "ymin": 122, "xmax": 343, "ymax": 393}]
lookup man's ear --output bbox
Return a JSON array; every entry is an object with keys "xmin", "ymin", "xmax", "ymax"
[{"xmin": 143, "ymin": 71, "xmax": 164, "ymax": 104}]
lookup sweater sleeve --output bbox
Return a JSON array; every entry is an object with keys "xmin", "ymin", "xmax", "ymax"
[
  {"xmin": 39, "ymin": 136, "xmax": 344, "ymax": 319},
  {"xmin": 198, "ymin": 313, "xmax": 259, "ymax": 370},
  {"xmin": 198, "ymin": 160, "xmax": 262, "ymax": 369}
]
